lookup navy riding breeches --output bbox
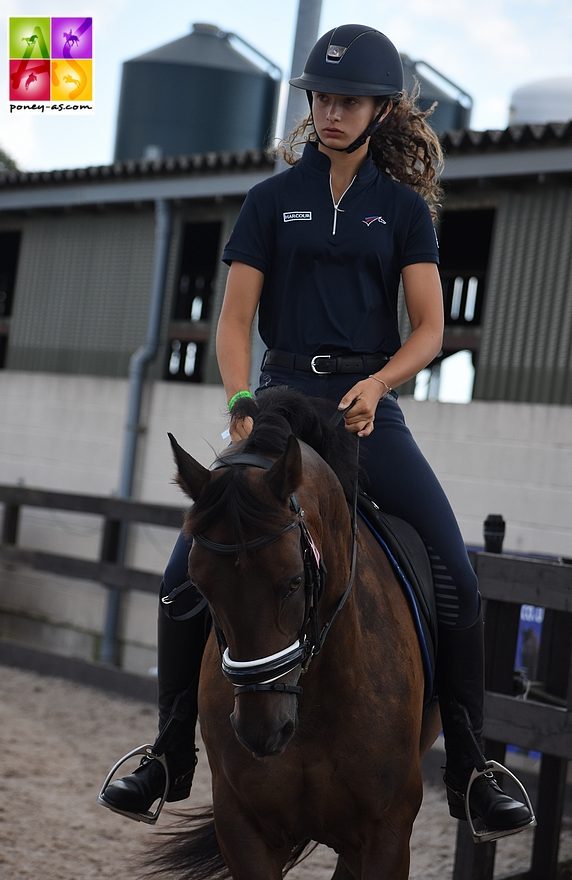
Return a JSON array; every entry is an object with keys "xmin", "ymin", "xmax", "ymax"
[{"xmin": 163, "ymin": 366, "xmax": 479, "ymax": 630}]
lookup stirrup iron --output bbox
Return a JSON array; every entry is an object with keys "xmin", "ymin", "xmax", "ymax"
[
  {"xmin": 97, "ymin": 744, "xmax": 169, "ymax": 825},
  {"xmin": 465, "ymin": 760, "xmax": 537, "ymax": 844}
]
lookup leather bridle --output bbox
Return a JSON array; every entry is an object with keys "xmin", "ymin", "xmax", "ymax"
[{"xmin": 190, "ymin": 444, "xmax": 359, "ymax": 698}]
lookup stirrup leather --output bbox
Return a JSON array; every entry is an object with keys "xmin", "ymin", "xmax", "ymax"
[
  {"xmin": 465, "ymin": 760, "xmax": 537, "ymax": 844},
  {"xmin": 97, "ymin": 744, "xmax": 169, "ymax": 825}
]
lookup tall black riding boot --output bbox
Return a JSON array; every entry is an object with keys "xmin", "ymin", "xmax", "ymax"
[
  {"xmin": 437, "ymin": 612, "xmax": 534, "ymax": 839},
  {"xmin": 99, "ymin": 586, "xmax": 210, "ymax": 822}
]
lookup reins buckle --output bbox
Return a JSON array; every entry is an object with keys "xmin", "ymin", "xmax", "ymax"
[
  {"xmin": 465, "ymin": 760, "xmax": 537, "ymax": 843},
  {"xmin": 311, "ymin": 355, "xmax": 333, "ymax": 374},
  {"xmin": 97, "ymin": 744, "xmax": 169, "ymax": 825}
]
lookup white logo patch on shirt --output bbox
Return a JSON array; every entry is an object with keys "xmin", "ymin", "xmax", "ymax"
[{"xmin": 283, "ymin": 211, "xmax": 312, "ymax": 222}]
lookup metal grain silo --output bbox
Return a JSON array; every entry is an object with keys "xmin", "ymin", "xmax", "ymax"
[
  {"xmin": 509, "ymin": 77, "xmax": 572, "ymax": 124},
  {"xmin": 114, "ymin": 23, "xmax": 281, "ymax": 161},
  {"xmin": 401, "ymin": 55, "xmax": 473, "ymax": 133}
]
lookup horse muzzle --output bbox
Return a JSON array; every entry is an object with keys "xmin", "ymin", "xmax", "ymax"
[
  {"xmin": 230, "ymin": 691, "xmax": 298, "ymax": 758},
  {"xmin": 222, "ymin": 640, "xmax": 303, "ymax": 756}
]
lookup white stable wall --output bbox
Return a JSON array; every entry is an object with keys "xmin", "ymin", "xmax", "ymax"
[{"xmin": 0, "ymin": 373, "xmax": 570, "ymax": 674}]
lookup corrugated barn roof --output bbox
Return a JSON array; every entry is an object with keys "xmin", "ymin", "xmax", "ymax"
[{"xmin": 1, "ymin": 121, "xmax": 570, "ymax": 190}]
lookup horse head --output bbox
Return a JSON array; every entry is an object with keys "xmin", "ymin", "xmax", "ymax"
[{"xmin": 169, "ymin": 427, "xmax": 348, "ymax": 759}]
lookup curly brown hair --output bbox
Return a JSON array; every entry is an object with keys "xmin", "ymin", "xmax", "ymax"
[{"xmin": 276, "ymin": 84, "xmax": 444, "ymax": 220}]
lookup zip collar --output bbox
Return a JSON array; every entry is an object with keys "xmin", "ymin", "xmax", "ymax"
[
  {"xmin": 329, "ymin": 174, "xmax": 355, "ymax": 235},
  {"xmin": 299, "ymin": 141, "xmax": 378, "ymax": 186}
]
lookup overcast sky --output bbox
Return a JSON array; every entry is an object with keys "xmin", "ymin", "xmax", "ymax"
[{"xmin": 2, "ymin": 0, "xmax": 571, "ymax": 172}]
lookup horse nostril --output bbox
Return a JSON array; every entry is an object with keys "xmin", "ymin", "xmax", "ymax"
[{"xmin": 281, "ymin": 720, "xmax": 295, "ymax": 742}]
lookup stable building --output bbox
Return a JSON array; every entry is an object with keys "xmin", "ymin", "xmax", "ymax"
[
  {"xmin": 1, "ymin": 125, "xmax": 571, "ymax": 677},
  {"xmin": 1, "ymin": 119, "xmax": 571, "ymax": 402}
]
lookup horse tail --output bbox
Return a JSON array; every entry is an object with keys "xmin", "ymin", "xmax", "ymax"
[
  {"xmin": 144, "ymin": 807, "xmax": 317, "ymax": 878},
  {"xmin": 145, "ymin": 809, "xmax": 230, "ymax": 880}
]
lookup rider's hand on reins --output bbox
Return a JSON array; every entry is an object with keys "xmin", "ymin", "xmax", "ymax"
[
  {"xmin": 229, "ymin": 415, "xmax": 254, "ymax": 443},
  {"xmin": 338, "ymin": 379, "xmax": 386, "ymax": 437}
]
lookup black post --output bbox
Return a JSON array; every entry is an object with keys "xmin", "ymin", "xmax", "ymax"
[
  {"xmin": 98, "ymin": 518, "xmax": 122, "ymax": 665},
  {"xmin": 483, "ymin": 514, "xmax": 505, "ymax": 554},
  {"xmin": 1, "ymin": 503, "xmax": 20, "ymax": 546},
  {"xmin": 529, "ymin": 561, "xmax": 572, "ymax": 880},
  {"xmin": 452, "ymin": 514, "xmax": 515, "ymax": 880}
]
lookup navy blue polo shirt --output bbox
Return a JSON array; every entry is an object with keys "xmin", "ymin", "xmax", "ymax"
[{"xmin": 222, "ymin": 141, "xmax": 439, "ymax": 356}]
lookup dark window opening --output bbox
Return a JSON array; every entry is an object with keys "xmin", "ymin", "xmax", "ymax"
[
  {"xmin": 414, "ymin": 209, "xmax": 495, "ymax": 402},
  {"xmin": 0, "ymin": 230, "xmax": 22, "ymax": 369},
  {"xmin": 166, "ymin": 221, "xmax": 221, "ymax": 383},
  {"xmin": 439, "ymin": 208, "xmax": 495, "ymax": 336}
]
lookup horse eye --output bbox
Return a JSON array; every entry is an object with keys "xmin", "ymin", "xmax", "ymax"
[{"xmin": 288, "ymin": 575, "xmax": 303, "ymax": 595}]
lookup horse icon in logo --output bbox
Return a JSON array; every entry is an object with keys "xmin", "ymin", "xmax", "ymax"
[
  {"xmin": 362, "ymin": 215, "xmax": 387, "ymax": 226},
  {"xmin": 63, "ymin": 29, "xmax": 80, "ymax": 49}
]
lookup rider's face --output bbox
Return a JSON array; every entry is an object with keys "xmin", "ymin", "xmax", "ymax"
[{"xmin": 311, "ymin": 92, "xmax": 386, "ymax": 151}]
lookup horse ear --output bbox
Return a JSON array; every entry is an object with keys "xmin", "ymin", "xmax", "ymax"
[
  {"xmin": 264, "ymin": 434, "xmax": 302, "ymax": 501},
  {"xmin": 168, "ymin": 433, "xmax": 210, "ymax": 500}
]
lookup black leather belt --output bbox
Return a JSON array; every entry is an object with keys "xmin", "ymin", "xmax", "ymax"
[{"xmin": 262, "ymin": 349, "xmax": 390, "ymax": 375}]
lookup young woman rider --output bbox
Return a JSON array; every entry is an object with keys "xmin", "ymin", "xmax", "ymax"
[{"xmin": 99, "ymin": 24, "xmax": 534, "ymax": 841}]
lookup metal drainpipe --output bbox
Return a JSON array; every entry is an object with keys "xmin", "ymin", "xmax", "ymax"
[
  {"xmin": 99, "ymin": 198, "xmax": 172, "ymax": 665},
  {"xmin": 249, "ymin": 0, "xmax": 323, "ymax": 387}
]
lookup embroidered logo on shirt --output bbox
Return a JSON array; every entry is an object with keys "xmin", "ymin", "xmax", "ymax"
[
  {"xmin": 362, "ymin": 215, "xmax": 387, "ymax": 226},
  {"xmin": 283, "ymin": 211, "xmax": 312, "ymax": 222}
]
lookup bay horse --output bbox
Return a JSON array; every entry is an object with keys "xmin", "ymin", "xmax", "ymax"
[{"xmin": 154, "ymin": 387, "xmax": 440, "ymax": 880}]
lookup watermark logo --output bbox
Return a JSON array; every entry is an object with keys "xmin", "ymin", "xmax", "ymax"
[{"xmin": 9, "ymin": 17, "xmax": 93, "ymax": 114}]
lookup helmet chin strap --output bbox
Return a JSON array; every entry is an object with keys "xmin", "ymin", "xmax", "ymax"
[{"xmin": 306, "ymin": 91, "xmax": 386, "ymax": 154}]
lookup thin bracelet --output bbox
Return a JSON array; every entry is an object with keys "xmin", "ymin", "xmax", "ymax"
[
  {"xmin": 368, "ymin": 374, "xmax": 392, "ymax": 396},
  {"xmin": 228, "ymin": 389, "xmax": 254, "ymax": 412}
]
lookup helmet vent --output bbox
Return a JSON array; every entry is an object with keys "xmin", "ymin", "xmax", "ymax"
[{"xmin": 326, "ymin": 44, "xmax": 347, "ymax": 62}]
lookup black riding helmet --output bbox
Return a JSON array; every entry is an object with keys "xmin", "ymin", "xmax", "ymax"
[{"xmin": 289, "ymin": 24, "xmax": 404, "ymax": 154}]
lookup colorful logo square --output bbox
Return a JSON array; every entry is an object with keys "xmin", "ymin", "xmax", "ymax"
[
  {"xmin": 9, "ymin": 59, "xmax": 51, "ymax": 101},
  {"xmin": 9, "ymin": 17, "xmax": 51, "ymax": 59},
  {"xmin": 51, "ymin": 59, "xmax": 93, "ymax": 101},
  {"xmin": 51, "ymin": 18, "xmax": 93, "ymax": 59}
]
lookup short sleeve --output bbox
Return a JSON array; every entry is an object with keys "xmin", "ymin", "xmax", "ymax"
[
  {"xmin": 222, "ymin": 185, "xmax": 274, "ymax": 275},
  {"xmin": 400, "ymin": 194, "xmax": 439, "ymax": 269}
]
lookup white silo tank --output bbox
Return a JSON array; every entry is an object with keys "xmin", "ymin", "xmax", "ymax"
[{"xmin": 508, "ymin": 76, "xmax": 572, "ymax": 124}]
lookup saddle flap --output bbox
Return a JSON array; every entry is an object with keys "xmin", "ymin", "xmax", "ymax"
[{"xmin": 358, "ymin": 493, "xmax": 438, "ymax": 701}]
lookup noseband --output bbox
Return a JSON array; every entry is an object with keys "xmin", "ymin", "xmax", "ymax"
[{"xmin": 190, "ymin": 447, "xmax": 358, "ymax": 698}]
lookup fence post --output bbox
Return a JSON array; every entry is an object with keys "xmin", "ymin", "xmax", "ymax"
[
  {"xmin": 2, "ymin": 502, "xmax": 20, "ymax": 545},
  {"xmin": 452, "ymin": 514, "xmax": 518, "ymax": 880},
  {"xmin": 98, "ymin": 518, "xmax": 122, "ymax": 665},
  {"xmin": 529, "ymin": 562, "xmax": 572, "ymax": 879}
]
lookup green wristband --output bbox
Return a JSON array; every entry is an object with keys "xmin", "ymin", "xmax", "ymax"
[{"xmin": 228, "ymin": 389, "xmax": 254, "ymax": 413}]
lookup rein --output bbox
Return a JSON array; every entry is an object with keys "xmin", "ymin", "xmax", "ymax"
[{"xmin": 182, "ymin": 405, "xmax": 360, "ymax": 699}]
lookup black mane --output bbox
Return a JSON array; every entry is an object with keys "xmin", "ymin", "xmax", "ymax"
[
  {"xmin": 236, "ymin": 386, "xmax": 360, "ymax": 501},
  {"xmin": 187, "ymin": 387, "xmax": 360, "ymax": 543}
]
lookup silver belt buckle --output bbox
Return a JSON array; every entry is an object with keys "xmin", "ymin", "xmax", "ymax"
[{"xmin": 310, "ymin": 355, "xmax": 332, "ymax": 374}]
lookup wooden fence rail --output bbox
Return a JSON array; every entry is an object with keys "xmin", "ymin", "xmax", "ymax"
[
  {"xmin": 454, "ymin": 550, "xmax": 572, "ymax": 880},
  {"xmin": 0, "ymin": 484, "xmax": 184, "ymax": 595},
  {"xmin": 0, "ymin": 485, "xmax": 571, "ymax": 879}
]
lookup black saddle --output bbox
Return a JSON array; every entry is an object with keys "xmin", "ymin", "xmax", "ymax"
[{"xmin": 358, "ymin": 493, "xmax": 438, "ymax": 701}]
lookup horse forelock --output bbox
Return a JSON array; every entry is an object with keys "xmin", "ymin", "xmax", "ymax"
[
  {"xmin": 185, "ymin": 466, "xmax": 294, "ymax": 548},
  {"xmin": 186, "ymin": 388, "xmax": 359, "ymax": 546},
  {"xmin": 232, "ymin": 386, "xmax": 360, "ymax": 503}
]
